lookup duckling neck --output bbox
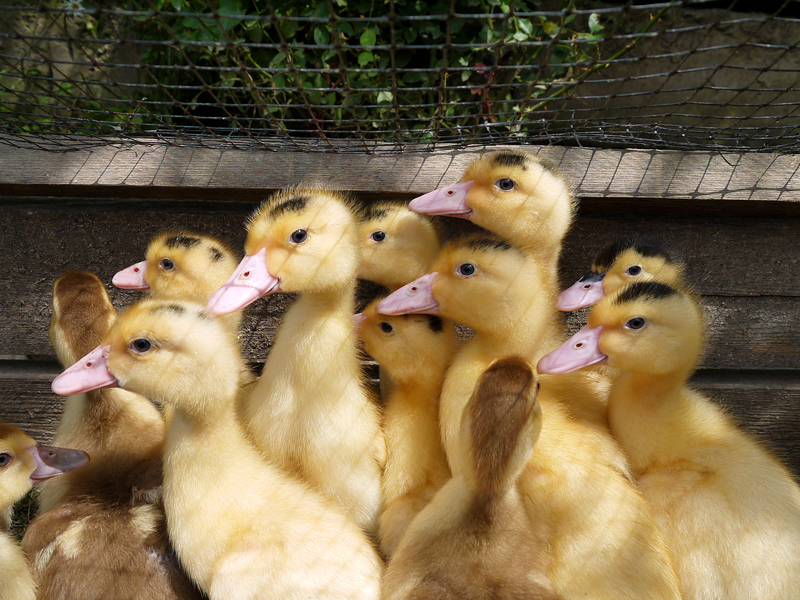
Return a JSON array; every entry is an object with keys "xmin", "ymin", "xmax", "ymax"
[{"xmin": 607, "ymin": 370, "xmax": 694, "ymax": 472}]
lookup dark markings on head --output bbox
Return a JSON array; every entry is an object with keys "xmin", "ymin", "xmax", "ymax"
[
  {"xmin": 613, "ymin": 281, "xmax": 679, "ymax": 306},
  {"xmin": 470, "ymin": 356, "xmax": 534, "ymax": 498},
  {"xmin": 208, "ymin": 246, "xmax": 224, "ymax": 262},
  {"xmin": 490, "ymin": 152, "xmax": 528, "ymax": 169},
  {"xmin": 593, "ymin": 236, "xmax": 677, "ymax": 272},
  {"xmin": 425, "ymin": 315, "xmax": 443, "ymax": 333},
  {"xmin": 459, "ymin": 235, "xmax": 514, "ymax": 254},
  {"xmin": 150, "ymin": 303, "xmax": 186, "ymax": 317},
  {"xmin": 165, "ymin": 235, "xmax": 201, "ymax": 250},
  {"xmin": 267, "ymin": 195, "xmax": 309, "ymax": 219}
]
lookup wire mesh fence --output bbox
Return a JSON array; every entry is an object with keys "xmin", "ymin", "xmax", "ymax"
[{"xmin": 1, "ymin": 0, "xmax": 799, "ymax": 153}]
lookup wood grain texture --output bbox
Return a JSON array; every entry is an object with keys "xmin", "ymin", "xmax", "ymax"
[{"xmin": 1, "ymin": 138, "xmax": 799, "ymax": 203}]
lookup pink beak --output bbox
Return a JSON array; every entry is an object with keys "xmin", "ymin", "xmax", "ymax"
[
  {"xmin": 537, "ymin": 326, "xmax": 607, "ymax": 375},
  {"xmin": 51, "ymin": 345, "xmax": 119, "ymax": 395},
  {"xmin": 28, "ymin": 445, "xmax": 90, "ymax": 483},
  {"xmin": 376, "ymin": 272, "xmax": 440, "ymax": 316},
  {"xmin": 556, "ymin": 273, "xmax": 606, "ymax": 311},
  {"xmin": 409, "ymin": 180, "xmax": 474, "ymax": 218},
  {"xmin": 112, "ymin": 260, "xmax": 150, "ymax": 292},
  {"xmin": 206, "ymin": 248, "xmax": 280, "ymax": 315}
]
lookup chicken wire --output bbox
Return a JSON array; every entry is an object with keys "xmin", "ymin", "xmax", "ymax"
[{"xmin": 1, "ymin": 0, "xmax": 799, "ymax": 153}]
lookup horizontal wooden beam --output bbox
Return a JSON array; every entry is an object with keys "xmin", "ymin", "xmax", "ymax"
[{"xmin": 1, "ymin": 137, "xmax": 799, "ymax": 204}]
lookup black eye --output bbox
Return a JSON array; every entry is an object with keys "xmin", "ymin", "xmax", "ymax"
[
  {"xmin": 290, "ymin": 229, "xmax": 308, "ymax": 244},
  {"xmin": 495, "ymin": 178, "xmax": 514, "ymax": 191},
  {"xmin": 456, "ymin": 263, "xmax": 476, "ymax": 277},
  {"xmin": 370, "ymin": 231, "xmax": 386, "ymax": 242},
  {"xmin": 625, "ymin": 265, "xmax": 642, "ymax": 276},
  {"xmin": 379, "ymin": 322, "xmax": 393, "ymax": 333},
  {"xmin": 160, "ymin": 258, "xmax": 175, "ymax": 270},
  {"xmin": 625, "ymin": 317, "xmax": 646, "ymax": 330},
  {"xmin": 0, "ymin": 453, "xmax": 11, "ymax": 468},
  {"xmin": 130, "ymin": 338, "xmax": 153, "ymax": 354}
]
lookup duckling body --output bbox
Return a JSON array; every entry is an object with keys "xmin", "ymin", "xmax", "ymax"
[
  {"xmin": 52, "ymin": 299, "xmax": 383, "ymax": 600},
  {"xmin": 541, "ymin": 281, "xmax": 800, "ymax": 599},
  {"xmin": 26, "ymin": 271, "xmax": 201, "ymax": 600},
  {"xmin": 378, "ymin": 236, "xmax": 682, "ymax": 600},
  {"xmin": 207, "ymin": 188, "xmax": 384, "ymax": 533},
  {"xmin": 358, "ymin": 302, "xmax": 454, "ymax": 557},
  {"xmin": 382, "ymin": 357, "xmax": 559, "ymax": 600},
  {"xmin": 113, "ymin": 231, "xmax": 243, "ymax": 336},
  {"xmin": 0, "ymin": 423, "xmax": 88, "ymax": 600}
]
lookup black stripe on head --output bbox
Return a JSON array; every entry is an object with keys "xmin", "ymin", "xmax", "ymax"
[
  {"xmin": 208, "ymin": 246, "xmax": 224, "ymax": 262},
  {"xmin": 165, "ymin": 235, "xmax": 201, "ymax": 250},
  {"xmin": 593, "ymin": 236, "xmax": 675, "ymax": 272},
  {"xmin": 460, "ymin": 235, "xmax": 514, "ymax": 254},
  {"xmin": 357, "ymin": 199, "xmax": 408, "ymax": 222},
  {"xmin": 490, "ymin": 151, "xmax": 528, "ymax": 170},
  {"xmin": 150, "ymin": 303, "xmax": 186, "ymax": 316},
  {"xmin": 613, "ymin": 281, "xmax": 679, "ymax": 306},
  {"xmin": 267, "ymin": 195, "xmax": 309, "ymax": 219}
]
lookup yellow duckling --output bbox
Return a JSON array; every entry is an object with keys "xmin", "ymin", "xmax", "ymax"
[
  {"xmin": 357, "ymin": 201, "xmax": 442, "ymax": 292},
  {"xmin": 0, "ymin": 423, "xmax": 88, "ymax": 600},
  {"xmin": 51, "ymin": 298, "xmax": 383, "ymax": 600},
  {"xmin": 113, "ymin": 231, "xmax": 243, "ymax": 335},
  {"xmin": 382, "ymin": 357, "xmax": 559, "ymax": 600},
  {"xmin": 27, "ymin": 271, "xmax": 201, "ymax": 600},
  {"xmin": 558, "ymin": 236, "xmax": 685, "ymax": 311},
  {"xmin": 206, "ymin": 187, "xmax": 384, "ymax": 534},
  {"xmin": 357, "ymin": 300, "xmax": 455, "ymax": 557},
  {"xmin": 378, "ymin": 234, "xmax": 682, "ymax": 600},
  {"xmin": 540, "ymin": 281, "xmax": 800, "ymax": 599}
]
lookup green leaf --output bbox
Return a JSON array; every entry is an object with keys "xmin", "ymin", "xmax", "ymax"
[
  {"xmin": 588, "ymin": 13, "xmax": 603, "ymax": 34},
  {"xmin": 339, "ymin": 22, "xmax": 353, "ymax": 36},
  {"xmin": 358, "ymin": 51, "xmax": 374, "ymax": 65},
  {"xmin": 218, "ymin": 0, "xmax": 245, "ymax": 31},
  {"xmin": 376, "ymin": 90, "xmax": 393, "ymax": 103},
  {"xmin": 273, "ymin": 74, "xmax": 286, "ymax": 89},
  {"xmin": 313, "ymin": 27, "xmax": 330, "ymax": 45},
  {"xmin": 360, "ymin": 28, "xmax": 377, "ymax": 47},
  {"xmin": 517, "ymin": 18, "xmax": 533, "ymax": 36}
]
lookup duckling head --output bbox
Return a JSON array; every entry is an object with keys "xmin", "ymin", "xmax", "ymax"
[
  {"xmin": 50, "ymin": 270, "xmax": 116, "ymax": 367},
  {"xmin": 558, "ymin": 236, "xmax": 684, "ymax": 311},
  {"xmin": 0, "ymin": 423, "xmax": 89, "ymax": 513},
  {"xmin": 357, "ymin": 298, "xmax": 455, "ymax": 384},
  {"xmin": 377, "ymin": 233, "xmax": 547, "ymax": 337},
  {"xmin": 410, "ymin": 151, "xmax": 575, "ymax": 253},
  {"xmin": 357, "ymin": 201, "xmax": 441, "ymax": 291},
  {"xmin": 52, "ymin": 299, "xmax": 242, "ymax": 418},
  {"xmin": 113, "ymin": 232, "xmax": 240, "ymax": 303},
  {"xmin": 541, "ymin": 281, "xmax": 703, "ymax": 377},
  {"xmin": 207, "ymin": 188, "xmax": 360, "ymax": 315}
]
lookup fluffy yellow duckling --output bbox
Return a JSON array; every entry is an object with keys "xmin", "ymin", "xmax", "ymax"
[
  {"xmin": 357, "ymin": 201, "xmax": 442, "ymax": 292},
  {"xmin": 378, "ymin": 234, "xmax": 682, "ymax": 600},
  {"xmin": 558, "ymin": 236, "xmax": 685, "ymax": 311},
  {"xmin": 27, "ymin": 271, "xmax": 201, "ymax": 600},
  {"xmin": 382, "ymin": 357, "xmax": 559, "ymax": 600},
  {"xmin": 539, "ymin": 281, "xmax": 800, "ymax": 600},
  {"xmin": 357, "ymin": 300, "xmax": 455, "ymax": 557},
  {"xmin": 51, "ymin": 298, "xmax": 383, "ymax": 600},
  {"xmin": 206, "ymin": 187, "xmax": 384, "ymax": 534},
  {"xmin": 0, "ymin": 423, "xmax": 88, "ymax": 600},
  {"xmin": 113, "ymin": 231, "xmax": 243, "ymax": 335}
]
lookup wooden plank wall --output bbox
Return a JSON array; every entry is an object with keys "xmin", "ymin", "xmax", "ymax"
[{"xmin": 1, "ymin": 140, "xmax": 798, "ymax": 476}]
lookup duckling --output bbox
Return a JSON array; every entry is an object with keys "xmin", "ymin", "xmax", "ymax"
[
  {"xmin": 357, "ymin": 200, "xmax": 442, "ymax": 292},
  {"xmin": 539, "ymin": 281, "xmax": 800, "ymax": 599},
  {"xmin": 51, "ymin": 298, "xmax": 383, "ymax": 600},
  {"xmin": 378, "ymin": 234, "xmax": 682, "ymax": 599},
  {"xmin": 206, "ymin": 187, "xmax": 384, "ymax": 534},
  {"xmin": 558, "ymin": 236, "xmax": 685, "ymax": 311},
  {"xmin": 113, "ymin": 231, "xmax": 244, "ymax": 336},
  {"xmin": 0, "ymin": 423, "xmax": 88, "ymax": 600},
  {"xmin": 24, "ymin": 271, "xmax": 202, "ymax": 600},
  {"xmin": 382, "ymin": 357, "xmax": 559, "ymax": 600},
  {"xmin": 357, "ymin": 300, "xmax": 455, "ymax": 557}
]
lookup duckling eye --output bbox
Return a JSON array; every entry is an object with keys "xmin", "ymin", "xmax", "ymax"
[
  {"xmin": 160, "ymin": 258, "xmax": 175, "ymax": 270},
  {"xmin": 290, "ymin": 229, "xmax": 308, "ymax": 244},
  {"xmin": 625, "ymin": 265, "xmax": 642, "ymax": 277},
  {"xmin": 130, "ymin": 338, "xmax": 153, "ymax": 354},
  {"xmin": 495, "ymin": 178, "xmax": 515, "ymax": 191},
  {"xmin": 379, "ymin": 322, "xmax": 393, "ymax": 334},
  {"xmin": 625, "ymin": 317, "xmax": 646, "ymax": 330},
  {"xmin": 0, "ymin": 453, "xmax": 11, "ymax": 468},
  {"xmin": 456, "ymin": 263, "xmax": 476, "ymax": 277},
  {"xmin": 370, "ymin": 231, "xmax": 386, "ymax": 242}
]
